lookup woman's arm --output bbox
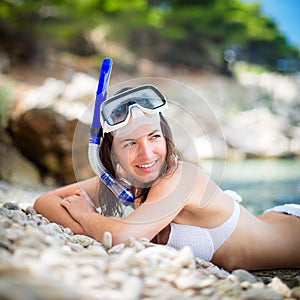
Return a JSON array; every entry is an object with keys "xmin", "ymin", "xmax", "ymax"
[
  {"xmin": 61, "ymin": 162, "xmax": 201, "ymax": 244},
  {"xmin": 33, "ymin": 177, "xmax": 99, "ymax": 234},
  {"xmin": 61, "ymin": 197, "xmax": 178, "ymax": 245}
]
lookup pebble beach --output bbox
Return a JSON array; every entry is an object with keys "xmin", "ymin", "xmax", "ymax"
[{"xmin": 0, "ymin": 182, "xmax": 300, "ymax": 300}]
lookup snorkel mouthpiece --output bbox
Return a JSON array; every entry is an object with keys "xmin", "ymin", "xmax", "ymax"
[
  {"xmin": 100, "ymin": 172, "xmax": 135, "ymax": 205},
  {"xmin": 88, "ymin": 58, "xmax": 135, "ymax": 205}
]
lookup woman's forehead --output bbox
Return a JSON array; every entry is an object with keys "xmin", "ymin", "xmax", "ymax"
[{"xmin": 113, "ymin": 114, "xmax": 161, "ymax": 140}]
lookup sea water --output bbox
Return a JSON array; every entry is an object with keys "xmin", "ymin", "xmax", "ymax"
[{"xmin": 204, "ymin": 158, "xmax": 300, "ymax": 215}]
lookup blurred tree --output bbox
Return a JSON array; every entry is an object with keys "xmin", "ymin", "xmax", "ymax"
[{"xmin": 0, "ymin": 0, "xmax": 298, "ymax": 72}]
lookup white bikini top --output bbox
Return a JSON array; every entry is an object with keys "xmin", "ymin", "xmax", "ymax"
[{"xmin": 166, "ymin": 200, "xmax": 240, "ymax": 261}]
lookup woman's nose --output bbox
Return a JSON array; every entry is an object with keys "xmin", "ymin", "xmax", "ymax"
[{"xmin": 138, "ymin": 141, "xmax": 152, "ymax": 159}]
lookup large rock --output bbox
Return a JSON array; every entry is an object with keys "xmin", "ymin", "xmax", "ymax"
[
  {"xmin": 223, "ymin": 107, "xmax": 300, "ymax": 158},
  {"xmin": 0, "ymin": 126, "xmax": 41, "ymax": 187},
  {"xmin": 7, "ymin": 73, "xmax": 98, "ymax": 185},
  {"xmin": 8, "ymin": 108, "xmax": 78, "ymax": 185}
]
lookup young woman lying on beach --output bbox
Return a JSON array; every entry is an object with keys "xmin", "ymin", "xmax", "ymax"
[{"xmin": 34, "ymin": 84, "xmax": 300, "ymax": 271}]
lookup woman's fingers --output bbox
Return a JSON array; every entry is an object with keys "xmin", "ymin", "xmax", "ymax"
[
  {"xmin": 63, "ymin": 195, "xmax": 82, "ymax": 202},
  {"xmin": 60, "ymin": 194, "xmax": 96, "ymax": 214},
  {"xmin": 61, "ymin": 195, "xmax": 80, "ymax": 208}
]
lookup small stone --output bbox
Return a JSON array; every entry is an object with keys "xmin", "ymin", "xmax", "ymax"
[
  {"xmin": 198, "ymin": 277, "xmax": 216, "ymax": 288},
  {"xmin": 3, "ymin": 202, "xmax": 20, "ymax": 210},
  {"xmin": 216, "ymin": 281, "xmax": 242, "ymax": 298},
  {"xmin": 195, "ymin": 257, "xmax": 214, "ymax": 268},
  {"xmin": 108, "ymin": 243, "xmax": 125, "ymax": 255},
  {"xmin": 5, "ymin": 227, "xmax": 25, "ymax": 241},
  {"xmin": 0, "ymin": 239, "xmax": 14, "ymax": 252},
  {"xmin": 79, "ymin": 265, "xmax": 99, "ymax": 278},
  {"xmin": 81, "ymin": 245, "xmax": 108, "ymax": 257},
  {"xmin": 226, "ymin": 274, "xmax": 239, "ymax": 283},
  {"xmin": 68, "ymin": 242, "xmax": 84, "ymax": 252},
  {"xmin": 241, "ymin": 281, "xmax": 252, "ymax": 289},
  {"xmin": 211, "ymin": 268, "xmax": 230, "ymax": 279},
  {"xmin": 102, "ymin": 231, "xmax": 112, "ymax": 250},
  {"xmin": 28, "ymin": 214, "xmax": 44, "ymax": 225},
  {"xmin": 41, "ymin": 215, "xmax": 51, "ymax": 225},
  {"xmin": 25, "ymin": 205, "xmax": 37, "ymax": 215},
  {"xmin": 120, "ymin": 276, "xmax": 144, "ymax": 299},
  {"xmin": 268, "ymin": 277, "xmax": 291, "ymax": 297},
  {"xmin": 14, "ymin": 247, "xmax": 41, "ymax": 259},
  {"xmin": 0, "ymin": 218, "xmax": 13, "ymax": 228},
  {"xmin": 201, "ymin": 287, "xmax": 216, "ymax": 296},
  {"xmin": 164, "ymin": 273, "xmax": 177, "ymax": 283},
  {"xmin": 171, "ymin": 246, "xmax": 195, "ymax": 270},
  {"xmin": 0, "ymin": 208, "xmax": 13, "ymax": 218},
  {"xmin": 240, "ymin": 288, "xmax": 283, "ymax": 300},
  {"xmin": 63, "ymin": 227, "xmax": 74, "ymax": 235},
  {"xmin": 46, "ymin": 222, "xmax": 64, "ymax": 234},
  {"xmin": 251, "ymin": 282, "xmax": 265, "ymax": 289},
  {"xmin": 144, "ymin": 276, "xmax": 161, "ymax": 288},
  {"xmin": 107, "ymin": 270, "xmax": 127, "ymax": 283},
  {"xmin": 174, "ymin": 276, "xmax": 195, "ymax": 290},
  {"xmin": 293, "ymin": 275, "xmax": 300, "ymax": 288},
  {"xmin": 130, "ymin": 266, "xmax": 142, "ymax": 277},
  {"xmin": 68, "ymin": 234, "xmax": 94, "ymax": 247},
  {"xmin": 18, "ymin": 202, "xmax": 31, "ymax": 212},
  {"xmin": 184, "ymin": 288, "xmax": 197, "ymax": 297},
  {"xmin": 232, "ymin": 269, "xmax": 257, "ymax": 283},
  {"xmin": 125, "ymin": 237, "xmax": 145, "ymax": 251},
  {"xmin": 11, "ymin": 210, "xmax": 27, "ymax": 225},
  {"xmin": 291, "ymin": 286, "xmax": 300, "ymax": 299}
]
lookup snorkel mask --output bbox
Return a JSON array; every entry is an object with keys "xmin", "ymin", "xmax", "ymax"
[
  {"xmin": 100, "ymin": 84, "xmax": 168, "ymax": 134},
  {"xmin": 89, "ymin": 58, "xmax": 168, "ymax": 206}
]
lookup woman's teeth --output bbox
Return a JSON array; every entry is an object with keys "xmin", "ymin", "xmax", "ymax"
[{"xmin": 139, "ymin": 161, "xmax": 155, "ymax": 168}]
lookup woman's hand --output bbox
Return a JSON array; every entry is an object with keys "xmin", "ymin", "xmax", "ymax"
[{"xmin": 60, "ymin": 189, "xmax": 97, "ymax": 222}]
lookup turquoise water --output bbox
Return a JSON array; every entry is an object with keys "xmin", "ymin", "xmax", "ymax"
[{"xmin": 203, "ymin": 159, "xmax": 300, "ymax": 215}]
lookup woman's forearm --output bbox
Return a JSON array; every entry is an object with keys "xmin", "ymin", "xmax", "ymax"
[
  {"xmin": 34, "ymin": 194, "xmax": 87, "ymax": 235},
  {"xmin": 77, "ymin": 211, "xmax": 167, "ymax": 245},
  {"xmin": 76, "ymin": 212, "xmax": 123, "ymax": 243}
]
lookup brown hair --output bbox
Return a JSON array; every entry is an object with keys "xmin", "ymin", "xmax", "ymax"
[{"xmin": 97, "ymin": 113, "xmax": 178, "ymax": 216}]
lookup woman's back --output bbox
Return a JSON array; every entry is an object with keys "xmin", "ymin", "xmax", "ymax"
[{"xmin": 158, "ymin": 162, "xmax": 300, "ymax": 270}]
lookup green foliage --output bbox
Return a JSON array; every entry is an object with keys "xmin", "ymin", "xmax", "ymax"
[
  {"xmin": 0, "ymin": 0, "xmax": 298, "ymax": 71},
  {"xmin": 0, "ymin": 83, "xmax": 11, "ymax": 127}
]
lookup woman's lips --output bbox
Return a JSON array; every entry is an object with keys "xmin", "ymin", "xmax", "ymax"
[{"xmin": 136, "ymin": 160, "xmax": 157, "ymax": 172}]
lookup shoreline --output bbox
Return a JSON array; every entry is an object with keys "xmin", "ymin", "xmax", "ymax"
[{"xmin": 0, "ymin": 193, "xmax": 299, "ymax": 299}]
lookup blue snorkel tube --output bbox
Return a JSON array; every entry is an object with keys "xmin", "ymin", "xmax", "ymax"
[{"xmin": 88, "ymin": 58, "xmax": 135, "ymax": 206}]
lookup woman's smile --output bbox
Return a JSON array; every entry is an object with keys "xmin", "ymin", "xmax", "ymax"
[
  {"xmin": 113, "ymin": 121, "xmax": 167, "ymax": 185},
  {"xmin": 136, "ymin": 160, "xmax": 157, "ymax": 170}
]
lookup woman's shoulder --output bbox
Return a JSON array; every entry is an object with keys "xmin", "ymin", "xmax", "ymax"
[
  {"xmin": 158, "ymin": 160, "xmax": 211, "ymax": 189},
  {"xmin": 175, "ymin": 161, "xmax": 210, "ymax": 181},
  {"xmin": 175, "ymin": 161, "xmax": 221, "ymax": 207},
  {"xmin": 151, "ymin": 161, "xmax": 211, "ymax": 201}
]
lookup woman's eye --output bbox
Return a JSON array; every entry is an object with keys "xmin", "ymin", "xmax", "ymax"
[
  {"xmin": 124, "ymin": 141, "xmax": 135, "ymax": 148},
  {"xmin": 151, "ymin": 134, "xmax": 162, "ymax": 140}
]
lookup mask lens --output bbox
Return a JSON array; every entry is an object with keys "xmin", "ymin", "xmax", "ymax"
[
  {"xmin": 101, "ymin": 84, "xmax": 167, "ymax": 131},
  {"xmin": 108, "ymin": 98, "xmax": 155, "ymax": 125},
  {"xmin": 110, "ymin": 102, "xmax": 130, "ymax": 124}
]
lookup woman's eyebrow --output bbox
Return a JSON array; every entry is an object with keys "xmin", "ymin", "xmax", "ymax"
[
  {"xmin": 148, "ymin": 129, "xmax": 160, "ymax": 136},
  {"xmin": 120, "ymin": 137, "xmax": 135, "ymax": 144},
  {"xmin": 120, "ymin": 129, "xmax": 161, "ymax": 144}
]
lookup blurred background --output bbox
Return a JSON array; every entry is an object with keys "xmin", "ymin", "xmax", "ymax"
[{"xmin": 0, "ymin": 0, "xmax": 299, "ymax": 214}]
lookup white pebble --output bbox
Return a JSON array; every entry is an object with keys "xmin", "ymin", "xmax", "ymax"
[{"xmin": 102, "ymin": 231, "xmax": 112, "ymax": 249}]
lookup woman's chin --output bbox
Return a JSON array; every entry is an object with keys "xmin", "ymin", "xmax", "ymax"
[{"xmin": 132, "ymin": 173, "xmax": 160, "ymax": 187}]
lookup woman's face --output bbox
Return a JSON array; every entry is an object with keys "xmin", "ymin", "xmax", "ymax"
[{"xmin": 112, "ymin": 114, "xmax": 167, "ymax": 186}]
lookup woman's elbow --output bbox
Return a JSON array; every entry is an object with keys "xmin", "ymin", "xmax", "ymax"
[
  {"xmin": 33, "ymin": 195, "xmax": 45, "ymax": 213},
  {"xmin": 33, "ymin": 192, "xmax": 59, "ymax": 214},
  {"xmin": 110, "ymin": 227, "xmax": 146, "ymax": 246},
  {"xmin": 111, "ymin": 234, "xmax": 126, "ymax": 246}
]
